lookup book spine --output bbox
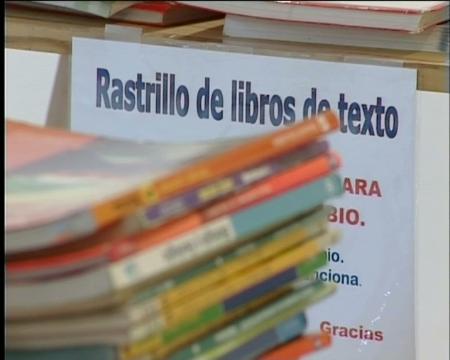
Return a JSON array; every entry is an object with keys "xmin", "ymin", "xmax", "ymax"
[
  {"xmin": 220, "ymin": 313, "xmax": 307, "ymax": 360},
  {"xmin": 142, "ymin": 141, "xmax": 329, "ymax": 226},
  {"xmin": 5, "ymin": 176, "xmax": 341, "ymax": 317},
  {"xmin": 113, "ymin": 151, "xmax": 339, "ymax": 261},
  {"xmin": 258, "ymin": 333, "xmax": 332, "ymax": 360},
  {"xmin": 108, "ymin": 174, "xmax": 343, "ymax": 289},
  {"xmin": 6, "ymin": 209, "xmax": 97, "ymax": 255},
  {"xmin": 183, "ymin": 282, "xmax": 335, "ymax": 360},
  {"xmin": 126, "ymin": 208, "xmax": 328, "ymax": 322},
  {"xmin": 93, "ymin": 112, "xmax": 339, "ymax": 225},
  {"xmin": 7, "ymin": 309, "xmax": 129, "ymax": 338},
  {"xmin": 122, "ymin": 248, "xmax": 326, "ymax": 352},
  {"xmin": 150, "ymin": 112, "xmax": 339, "ymax": 200},
  {"xmin": 203, "ymin": 152, "xmax": 340, "ymax": 220},
  {"xmin": 110, "ymin": 217, "xmax": 236, "ymax": 288},
  {"xmin": 170, "ymin": 313, "xmax": 307, "ymax": 360},
  {"xmin": 119, "ymin": 236, "xmax": 332, "ymax": 356},
  {"xmin": 7, "ymin": 253, "xmax": 320, "ymax": 347},
  {"xmin": 126, "ymin": 282, "xmax": 324, "ymax": 360},
  {"xmin": 163, "ymin": 232, "xmax": 336, "ymax": 325},
  {"xmin": 161, "ymin": 213, "xmax": 328, "ymax": 306},
  {"xmin": 126, "ymin": 212, "xmax": 326, "ymax": 323},
  {"xmin": 220, "ymin": 251, "xmax": 328, "ymax": 314},
  {"xmin": 143, "ymin": 163, "xmax": 276, "ymax": 224},
  {"xmin": 159, "ymin": 252, "xmax": 328, "ymax": 348},
  {"xmin": 123, "ymin": 287, "xmax": 288, "ymax": 360},
  {"xmin": 231, "ymin": 173, "xmax": 342, "ymax": 237}
]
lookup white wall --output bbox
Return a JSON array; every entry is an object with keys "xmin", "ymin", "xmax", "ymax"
[{"xmin": 415, "ymin": 91, "xmax": 449, "ymax": 360}]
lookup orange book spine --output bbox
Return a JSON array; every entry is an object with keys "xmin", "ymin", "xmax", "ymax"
[
  {"xmin": 259, "ymin": 333, "xmax": 332, "ymax": 360},
  {"xmin": 204, "ymin": 151, "xmax": 340, "ymax": 220},
  {"xmin": 93, "ymin": 111, "xmax": 339, "ymax": 225}
]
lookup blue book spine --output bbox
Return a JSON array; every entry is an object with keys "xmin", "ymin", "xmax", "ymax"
[
  {"xmin": 232, "ymin": 174, "xmax": 342, "ymax": 237},
  {"xmin": 220, "ymin": 313, "xmax": 307, "ymax": 360}
]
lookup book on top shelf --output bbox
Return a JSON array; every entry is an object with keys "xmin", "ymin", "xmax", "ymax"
[
  {"xmin": 224, "ymin": 15, "xmax": 450, "ymax": 53},
  {"xmin": 179, "ymin": 1, "xmax": 450, "ymax": 32},
  {"xmin": 8, "ymin": 1, "xmax": 140, "ymax": 18},
  {"xmin": 7, "ymin": 1, "xmax": 222, "ymax": 26}
]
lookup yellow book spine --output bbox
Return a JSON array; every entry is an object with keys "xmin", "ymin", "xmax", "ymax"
[
  {"xmin": 164, "ymin": 230, "xmax": 335, "ymax": 325},
  {"xmin": 161, "ymin": 220, "xmax": 326, "ymax": 306}
]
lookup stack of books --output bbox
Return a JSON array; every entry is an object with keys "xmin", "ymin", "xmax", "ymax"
[
  {"xmin": 182, "ymin": 0, "xmax": 450, "ymax": 52},
  {"xmin": 178, "ymin": 1, "xmax": 449, "ymax": 93},
  {"xmin": 6, "ymin": 111, "xmax": 343, "ymax": 360},
  {"xmin": 7, "ymin": 1, "xmax": 222, "ymax": 26}
]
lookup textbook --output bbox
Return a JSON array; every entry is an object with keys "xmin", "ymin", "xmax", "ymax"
[
  {"xmin": 11, "ymin": 236, "xmax": 334, "ymax": 351},
  {"xmin": 8, "ymin": 1, "xmax": 221, "ymax": 26},
  {"xmin": 6, "ymin": 112, "xmax": 339, "ymax": 254},
  {"xmin": 167, "ymin": 280, "xmax": 335, "ymax": 360},
  {"xmin": 7, "ymin": 150, "xmax": 339, "ymax": 280},
  {"xmin": 7, "ymin": 140, "xmax": 330, "ymax": 262},
  {"xmin": 6, "ymin": 111, "xmax": 342, "ymax": 360},
  {"xmin": 170, "ymin": 313, "xmax": 308, "ymax": 360},
  {"xmin": 258, "ymin": 333, "xmax": 332, "ymax": 360},
  {"xmin": 6, "ymin": 174, "xmax": 343, "ymax": 317},
  {"xmin": 8, "ymin": 1, "xmax": 138, "ymax": 18},
  {"xmin": 163, "ymin": 231, "xmax": 337, "ymax": 326},
  {"xmin": 140, "ymin": 140, "xmax": 329, "ymax": 227},
  {"xmin": 111, "ymin": 2, "xmax": 221, "ymax": 26},
  {"xmin": 8, "ymin": 205, "xmax": 328, "ymax": 291},
  {"xmin": 180, "ymin": 1, "xmax": 450, "ymax": 32},
  {"xmin": 217, "ymin": 313, "xmax": 307, "ymax": 360},
  {"xmin": 7, "ymin": 208, "xmax": 328, "ymax": 337},
  {"xmin": 224, "ymin": 14, "xmax": 450, "ymax": 53},
  {"xmin": 6, "ymin": 281, "xmax": 335, "ymax": 360},
  {"xmin": 6, "ymin": 247, "xmax": 328, "ymax": 347}
]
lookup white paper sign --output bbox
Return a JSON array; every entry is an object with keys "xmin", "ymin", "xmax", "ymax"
[{"xmin": 72, "ymin": 38, "xmax": 417, "ymax": 360}]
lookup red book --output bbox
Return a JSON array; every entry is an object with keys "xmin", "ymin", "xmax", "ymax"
[{"xmin": 111, "ymin": 2, "xmax": 222, "ymax": 26}]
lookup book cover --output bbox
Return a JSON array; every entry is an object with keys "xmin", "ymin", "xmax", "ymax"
[{"xmin": 6, "ymin": 112, "xmax": 339, "ymax": 254}]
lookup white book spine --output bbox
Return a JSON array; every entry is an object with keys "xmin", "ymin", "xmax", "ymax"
[{"xmin": 110, "ymin": 217, "xmax": 237, "ymax": 289}]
